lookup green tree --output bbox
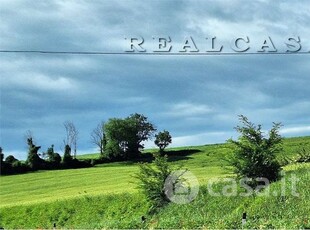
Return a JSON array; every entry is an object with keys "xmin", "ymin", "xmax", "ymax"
[
  {"xmin": 155, "ymin": 130, "xmax": 172, "ymax": 155},
  {"xmin": 228, "ymin": 115, "xmax": 282, "ymax": 186},
  {"xmin": 46, "ymin": 145, "xmax": 61, "ymax": 166},
  {"xmin": 105, "ymin": 113, "xmax": 156, "ymax": 159},
  {"xmin": 5, "ymin": 155, "xmax": 18, "ymax": 164},
  {"xmin": 26, "ymin": 138, "xmax": 43, "ymax": 170},
  {"xmin": 63, "ymin": 144, "xmax": 72, "ymax": 165}
]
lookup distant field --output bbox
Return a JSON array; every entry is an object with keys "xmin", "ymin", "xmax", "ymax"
[
  {"xmin": 1, "ymin": 136, "xmax": 309, "ymax": 208},
  {"xmin": 0, "ymin": 144, "xmax": 232, "ymax": 208}
]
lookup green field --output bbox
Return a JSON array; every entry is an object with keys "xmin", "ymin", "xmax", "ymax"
[{"xmin": 0, "ymin": 136, "xmax": 309, "ymax": 228}]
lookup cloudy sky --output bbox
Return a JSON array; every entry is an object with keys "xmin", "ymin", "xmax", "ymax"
[{"xmin": 1, "ymin": 0, "xmax": 310, "ymax": 159}]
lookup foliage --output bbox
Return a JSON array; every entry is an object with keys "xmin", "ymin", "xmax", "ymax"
[
  {"xmin": 26, "ymin": 138, "xmax": 44, "ymax": 170},
  {"xmin": 228, "ymin": 115, "xmax": 282, "ymax": 185},
  {"xmin": 5, "ymin": 155, "xmax": 18, "ymax": 164},
  {"xmin": 105, "ymin": 113, "xmax": 156, "ymax": 160},
  {"xmin": 154, "ymin": 130, "xmax": 172, "ymax": 155},
  {"xmin": 62, "ymin": 144, "xmax": 73, "ymax": 165},
  {"xmin": 135, "ymin": 153, "xmax": 173, "ymax": 211},
  {"xmin": 45, "ymin": 145, "xmax": 61, "ymax": 167},
  {"xmin": 104, "ymin": 139, "xmax": 123, "ymax": 160}
]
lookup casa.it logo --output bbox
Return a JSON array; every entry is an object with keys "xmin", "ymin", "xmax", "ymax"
[{"xmin": 164, "ymin": 170, "xmax": 200, "ymax": 204}]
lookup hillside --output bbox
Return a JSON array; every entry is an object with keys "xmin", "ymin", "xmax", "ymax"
[{"xmin": 0, "ymin": 136, "xmax": 309, "ymax": 228}]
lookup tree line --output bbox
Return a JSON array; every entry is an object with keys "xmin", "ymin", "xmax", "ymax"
[{"xmin": 0, "ymin": 113, "xmax": 172, "ymax": 175}]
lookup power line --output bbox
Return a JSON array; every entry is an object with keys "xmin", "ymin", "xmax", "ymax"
[{"xmin": 0, "ymin": 50, "xmax": 309, "ymax": 56}]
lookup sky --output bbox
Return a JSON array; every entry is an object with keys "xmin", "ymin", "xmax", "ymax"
[{"xmin": 1, "ymin": 0, "xmax": 310, "ymax": 159}]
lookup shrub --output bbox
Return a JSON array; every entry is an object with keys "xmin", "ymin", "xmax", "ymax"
[
  {"xmin": 135, "ymin": 153, "xmax": 174, "ymax": 212},
  {"xmin": 228, "ymin": 115, "xmax": 282, "ymax": 186}
]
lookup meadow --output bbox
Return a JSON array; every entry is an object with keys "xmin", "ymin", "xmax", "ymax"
[{"xmin": 0, "ymin": 136, "xmax": 309, "ymax": 228}]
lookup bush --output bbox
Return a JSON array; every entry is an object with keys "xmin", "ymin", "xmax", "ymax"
[
  {"xmin": 135, "ymin": 153, "xmax": 174, "ymax": 212},
  {"xmin": 228, "ymin": 115, "xmax": 282, "ymax": 186}
]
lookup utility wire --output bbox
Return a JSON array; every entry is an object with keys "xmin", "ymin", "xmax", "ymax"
[{"xmin": 0, "ymin": 50, "xmax": 309, "ymax": 55}]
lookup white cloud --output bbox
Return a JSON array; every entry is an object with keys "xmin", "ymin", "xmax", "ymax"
[
  {"xmin": 1, "ymin": 73, "xmax": 77, "ymax": 91},
  {"xmin": 165, "ymin": 102, "xmax": 213, "ymax": 117},
  {"xmin": 280, "ymin": 126, "xmax": 310, "ymax": 135}
]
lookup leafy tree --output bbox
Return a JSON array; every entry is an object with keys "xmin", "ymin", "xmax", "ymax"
[
  {"xmin": 26, "ymin": 138, "xmax": 43, "ymax": 170},
  {"xmin": 46, "ymin": 145, "xmax": 61, "ymax": 166},
  {"xmin": 135, "ymin": 154, "xmax": 173, "ymax": 211},
  {"xmin": 155, "ymin": 130, "xmax": 172, "ymax": 155},
  {"xmin": 228, "ymin": 115, "xmax": 282, "ymax": 186},
  {"xmin": 105, "ymin": 113, "xmax": 156, "ymax": 159},
  {"xmin": 63, "ymin": 144, "xmax": 73, "ymax": 165},
  {"xmin": 91, "ymin": 121, "xmax": 106, "ymax": 157},
  {"xmin": 104, "ymin": 139, "xmax": 123, "ymax": 160},
  {"xmin": 5, "ymin": 155, "xmax": 18, "ymax": 164},
  {"xmin": 126, "ymin": 113, "xmax": 157, "ymax": 155}
]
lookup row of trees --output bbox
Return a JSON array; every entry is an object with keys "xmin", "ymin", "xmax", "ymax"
[
  {"xmin": 0, "ymin": 137, "xmax": 91, "ymax": 175},
  {"xmin": 1, "ymin": 113, "xmax": 172, "ymax": 175}
]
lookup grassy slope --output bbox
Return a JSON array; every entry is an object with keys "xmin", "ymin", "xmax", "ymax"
[
  {"xmin": 1, "ymin": 163, "xmax": 309, "ymax": 229},
  {"xmin": 0, "ymin": 144, "xmax": 234, "ymax": 208},
  {"xmin": 0, "ymin": 136, "xmax": 309, "ymax": 228}
]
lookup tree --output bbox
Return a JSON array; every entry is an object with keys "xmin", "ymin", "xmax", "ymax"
[
  {"xmin": 0, "ymin": 147, "xmax": 4, "ymax": 163},
  {"xmin": 46, "ymin": 145, "xmax": 61, "ymax": 166},
  {"xmin": 126, "ymin": 113, "xmax": 157, "ymax": 155},
  {"xmin": 155, "ymin": 130, "xmax": 172, "ymax": 155},
  {"xmin": 26, "ymin": 137, "xmax": 43, "ymax": 170},
  {"xmin": 228, "ymin": 115, "xmax": 282, "ymax": 186},
  {"xmin": 63, "ymin": 144, "xmax": 73, "ymax": 165},
  {"xmin": 5, "ymin": 155, "xmax": 18, "ymax": 164},
  {"xmin": 104, "ymin": 113, "xmax": 156, "ymax": 159},
  {"xmin": 91, "ymin": 121, "xmax": 106, "ymax": 157},
  {"xmin": 63, "ymin": 121, "xmax": 78, "ymax": 158}
]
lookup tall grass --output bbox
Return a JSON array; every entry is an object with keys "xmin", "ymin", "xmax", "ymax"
[{"xmin": 1, "ymin": 163, "xmax": 309, "ymax": 229}]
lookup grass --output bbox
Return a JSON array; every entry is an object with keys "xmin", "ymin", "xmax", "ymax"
[
  {"xmin": 1, "ymin": 163, "xmax": 309, "ymax": 229},
  {"xmin": 0, "ymin": 144, "xmax": 233, "ymax": 208},
  {"xmin": 0, "ymin": 136, "xmax": 309, "ymax": 228}
]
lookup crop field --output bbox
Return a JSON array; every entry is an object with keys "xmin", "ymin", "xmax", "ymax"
[{"xmin": 0, "ymin": 136, "xmax": 309, "ymax": 228}]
